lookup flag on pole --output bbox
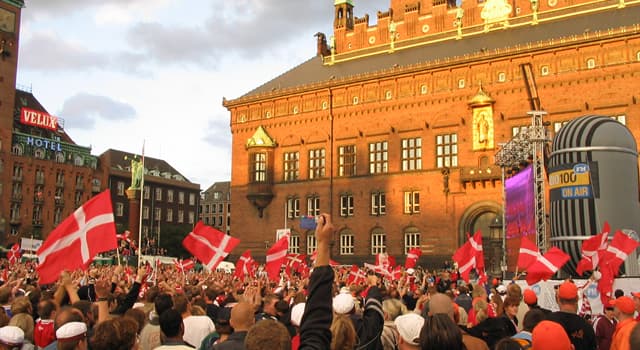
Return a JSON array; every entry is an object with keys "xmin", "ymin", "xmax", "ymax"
[
  {"xmin": 182, "ymin": 221, "xmax": 240, "ymax": 271},
  {"xmin": 174, "ymin": 258, "xmax": 194, "ymax": 272},
  {"xmin": 265, "ymin": 235, "xmax": 289, "ymax": 281},
  {"xmin": 7, "ymin": 244, "xmax": 21, "ymax": 265},
  {"xmin": 575, "ymin": 222, "xmax": 610, "ymax": 276},
  {"xmin": 405, "ymin": 248, "xmax": 422, "ymax": 269},
  {"xmin": 598, "ymin": 230, "xmax": 640, "ymax": 275},
  {"xmin": 452, "ymin": 241, "xmax": 475, "ymax": 283},
  {"xmin": 234, "ymin": 250, "xmax": 256, "ymax": 278},
  {"xmin": 468, "ymin": 231, "xmax": 485, "ymax": 269},
  {"xmin": 347, "ymin": 265, "xmax": 366, "ymax": 285},
  {"xmin": 517, "ymin": 236, "xmax": 540, "ymax": 270},
  {"xmin": 525, "ymin": 247, "xmax": 570, "ymax": 285},
  {"xmin": 36, "ymin": 190, "xmax": 117, "ymax": 285}
]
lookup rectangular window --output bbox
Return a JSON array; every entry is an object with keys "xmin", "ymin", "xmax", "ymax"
[
  {"xmin": 178, "ymin": 210, "xmax": 184, "ymax": 223},
  {"xmin": 405, "ymin": 232, "xmax": 420, "ymax": 254},
  {"xmin": 401, "ymin": 138, "xmax": 422, "ymax": 171},
  {"xmin": 340, "ymin": 234, "xmax": 354, "ymax": 255},
  {"xmin": 371, "ymin": 192, "xmax": 386, "ymax": 216},
  {"xmin": 340, "ymin": 194, "xmax": 354, "ymax": 217},
  {"xmin": 10, "ymin": 203, "xmax": 20, "ymax": 221},
  {"xmin": 116, "ymin": 203, "xmax": 124, "ymax": 217},
  {"xmin": 178, "ymin": 192, "xmax": 185, "ymax": 204},
  {"xmin": 166, "ymin": 209, "xmax": 173, "ymax": 222},
  {"xmin": 251, "ymin": 152, "xmax": 267, "ymax": 183},
  {"xmin": 189, "ymin": 211, "xmax": 195, "ymax": 224},
  {"xmin": 512, "ymin": 125, "xmax": 528, "ymax": 137},
  {"xmin": 284, "ymin": 151, "xmax": 300, "ymax": 181},
  {"xmin": 307, "ymin": 235, "xmax": 317, "ymax": 255},
  {"xmin": 189, "ymin": 193, "xmax": 196, "ymax": 206},
  {"xmin": 404, "ymin": 191, "xmax": 420, "ymax": 214},
  {"xmin": 308, "ymin": 148, "xmax": 326, "ymax": 179},
  {"xmin": 289, "ymin": 235, "xmax": 300, "ymax": 254},
  {"xmin": 369, "ymin": 141, "xmax": 388, "ymax": 174},
  {"xmin": 612, "ymin": 114, "xmax": 626, "ymax": 125},
  {"xmin": 307, "ymin": 196, "xmax": 320, "ymax": 216},
  {"xmin": 436, "ymin": 133, "xmax": 458, "ymax": 168},
  {"xmin": 287, "ymin": 197, "xmax": 300, "ymax": 219},
  {"xmin": 143, "ymin": 186, "xmax": 150, "ymax": 200},
  {"xmin": 155, "ymin": 188, "xmax": 162, "ymax": 201},
  {"xmin": 142, "ymin": 206, "xmax": 150, "ymax": 219},
  {"xmin": 154, "ymin": 208, "xmax": 161, "ymax": 221},
  {"xmin": 54, "ymin": 208, "xmax": 63, "ymax": 225},
  {"xmin": 117, "ymin": 182, "xmax": 125, "ymax": 196},
  {"xmin": 338, "ymin": 145, "xmax": 356, "ymax": 176},
  {"xmin": 167, "ymin": 190, "xmax": 174, "ymax": 203},
  {"xmin": 371, "ymin": 233, "xmax": 386, "ymax": 254},
  {"xmin": 56, "ymin": 170, "xmax": 65, "ymax": 186}
]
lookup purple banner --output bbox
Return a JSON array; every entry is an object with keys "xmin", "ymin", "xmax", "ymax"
[{"xmin": 505, "ymin": 165, "xmax": 536, "ymax": 270}]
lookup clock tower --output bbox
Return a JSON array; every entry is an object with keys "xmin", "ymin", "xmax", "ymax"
[{"xmin": 0, "ymin": 0, "xmax": 23, "ymax": 242}]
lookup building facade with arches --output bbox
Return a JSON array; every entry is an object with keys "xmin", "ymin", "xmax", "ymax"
[{"xmin": 223, "ymin": 0, "xmax": 640, "ymax": 271}]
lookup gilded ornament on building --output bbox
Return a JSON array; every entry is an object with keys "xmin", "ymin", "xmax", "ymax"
[
  {"xmin": 472, "ymin": 106, "xmax": 494, "ymax": 150},
  {"xmin": 480, "ymin": 0, "xmax": 512, "ymax": 30}
]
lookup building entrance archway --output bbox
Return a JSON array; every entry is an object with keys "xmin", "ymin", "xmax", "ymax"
[{"xmin": 459, "ymin": 201, "xmax": 503, "ymax": 276}]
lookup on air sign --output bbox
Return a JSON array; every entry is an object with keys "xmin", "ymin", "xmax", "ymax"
[
  {"xmin": 549, "ymin": 162, "xmax": 598, "ymax": 200},
  {"xmin": 20, "ymin": 107, "xmax": 59, "ymax": 131}
]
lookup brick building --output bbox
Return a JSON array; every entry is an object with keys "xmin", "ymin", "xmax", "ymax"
[
  {"xmin": 224, "ymin": 0, "xmax": 640, "ymax": 270},
  {"xmin": 98, "ymin": 149, "xmax": 201, "ymax": 253},
  {"xmin": 200, "ymin": 181, "xmax": 231, "ymax": 235}
]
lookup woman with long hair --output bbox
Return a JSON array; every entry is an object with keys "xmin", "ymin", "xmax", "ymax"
[
  {"xmin": 420, "ymin": 314, "xmax": 465, "ymax": 350},
  {"xmin": 330, "ymin": 313, "xmax": 357, "ymax": 350}
]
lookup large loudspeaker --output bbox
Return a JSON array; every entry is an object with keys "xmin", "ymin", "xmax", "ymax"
[{"xmin": 549, "ymin": 115, "xmax": 640, "ymax": 276}]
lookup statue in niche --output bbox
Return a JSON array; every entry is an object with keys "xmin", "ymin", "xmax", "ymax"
[{"xmin": 473, "ymin": 108, "xmax": 494, "ymax": 150}]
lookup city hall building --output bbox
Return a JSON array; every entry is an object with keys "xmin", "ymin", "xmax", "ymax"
[{"xmin": 223, "ymin": 0, "xmax": 640, "ymax": 271}]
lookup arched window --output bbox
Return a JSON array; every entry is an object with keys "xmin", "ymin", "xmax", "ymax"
[
  {"xmin": 12, "ymin": 144, "xmax": 23, "ymax": 155},
  {"xmin": 404, "ymin": 227, "xmax": 421, "ymax": 254},
  {"xmin": 340, "ymin": 229, "xmax": 355, "ymax": 255},
  {"xmin": 34, "ymin": 148, "xmax": 45, "ymax": 159},
  {"xmin": 55, "ymin": 152, "xmax": 65, "ymax": 163}
]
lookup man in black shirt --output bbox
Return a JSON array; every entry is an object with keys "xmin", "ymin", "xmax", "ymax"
[{"xmin": 546, "ymin": 281, "xmax": 596, "ymax": 350}]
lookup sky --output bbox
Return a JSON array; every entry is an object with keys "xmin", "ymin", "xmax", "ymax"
[{"xmin": 16, "ymin": 0, "xmax": 384, "ymax": 188}]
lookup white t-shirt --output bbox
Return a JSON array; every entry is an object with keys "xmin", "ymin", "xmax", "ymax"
[{"xmin": 182, "ymin": 315, "xmax": 215, "ymax": 348}]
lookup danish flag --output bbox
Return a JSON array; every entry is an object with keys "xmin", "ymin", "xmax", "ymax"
[
  {"xmin": 468, "ymin": 231, "xmax": 485, "ymax": 270},
  {"xmin": 575, "ymin": 222, "xmax": 610, "ymax": 276},
  {"xmin": 234, "ymin": 250, "xmax": 257, "ymax": 278},
  {"xmin": 174, "ymin": 258, "xmax": 194, "ymax": 272},
  {"xmin": 285, "ymin": 253, "xmax": 307, "ymax": 276},
  {"xmin": 265, "ymin": 235, "xmax": 289, "ymax": 281},
  {"xmin": 37, "ymin": 190, "xmax": 117, "ymax": 285},
  {"xmin": 517, "ymin": 236, "xmax": 541, "ymax": 270},
  {"xmin": 347, "ymin": 265, "xmax": 366, "ymax": 285},
  {"xmin": 452, "ymin": 240, "xmax": 476, "ymax": 283},
  {"xmin": 596, "ymin": 230, "xmax": 639, "ymax": 302},
  {"xmin": 116, "ymin": 230, "xmax": 137, "ymax": 250},
  {"xmin": 7, "ymin": 244, "xmax": 21, "ymax": 265},
  {"xmin": 525, "ymin": 247, "xmax": 570, "ymax": 285},
  {"xmin": 182, "ymin": 221, "xmax": 239, "ymax": 271},
  {"xmin": 405, "ymin": 248, "xmax": 422, "ymax": 269}
]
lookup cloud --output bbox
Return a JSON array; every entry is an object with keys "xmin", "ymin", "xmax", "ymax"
[
  {"xmin": 57, "ymin": 93, "xmax": 137, "ymax": 130},
  {"xmin": 203, "ymin": 117, "xmax": 231, "ymax": 150}
]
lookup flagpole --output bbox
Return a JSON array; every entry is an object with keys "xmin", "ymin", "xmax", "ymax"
[
  {"xmin": 116, "ymin": 243, "xmax": 121, "ymax": 267},
  {"xmin": 137, "ymin": 141, "xmax": 145, "ymax": 268},
  {"xmin": 284, "ymin": 201, "xmax": 287, "ymax": 230}
]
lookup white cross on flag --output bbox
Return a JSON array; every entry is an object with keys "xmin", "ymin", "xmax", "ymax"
[
  {"xmin": 182, "ymin": 221, "xmax": 240, "ymax": 271},
  {"xmin": 404, "ymin": 248, "xmax": 422, "ymax": 269},
  {"xmin": 234, "ymin": 249, "xmax": 257, "ymax": 278},
  {"xmin": 525, "ymin": 246, "xmax": 570, "ymax": 285},
  {"xmin": 575, "ymin": 222, "xmax": 610, "ymax": 276},
  {"xmin": 37, "ymin": 190, "xmax": 117, "ymax": 285},
  {"xmin": 517, "ymin": 236, "xmax": 540, "ymax": 270},
  {"xmin": 265, "ymin": 235, "xmax": 289, "ymax": 281}
]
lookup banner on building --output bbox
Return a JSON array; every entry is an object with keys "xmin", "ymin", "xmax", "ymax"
[{"xmin": 505, "ymin": 165, "xmax": 536, "ymax": 270}]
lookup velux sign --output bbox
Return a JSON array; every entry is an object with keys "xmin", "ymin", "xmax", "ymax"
[{"xmin": 20, "ymin": 107, "xmax": 59, "ymax": 131}]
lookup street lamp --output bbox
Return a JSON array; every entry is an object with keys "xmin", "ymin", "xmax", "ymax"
[{"xmin": 489, "ymin": 215, "xmax": 504, "ymax": 278}]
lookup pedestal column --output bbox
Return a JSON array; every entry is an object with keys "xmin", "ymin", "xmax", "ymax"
[{"xmin": 126, "ymin": 188, "xmax": 141, "ymax": 247}]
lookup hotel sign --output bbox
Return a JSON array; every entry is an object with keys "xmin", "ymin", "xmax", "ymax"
[{"xmin": 20, "ymin": 107, "xmax": 59, "ymax": 131}]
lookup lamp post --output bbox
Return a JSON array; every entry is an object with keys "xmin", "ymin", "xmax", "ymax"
[{"xmin": 489, "ymin": 215, "xmax": 504, "ymax": 278}]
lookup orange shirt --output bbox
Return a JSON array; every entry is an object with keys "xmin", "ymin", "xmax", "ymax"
[{"xmin": 609, "ymin": 318, "xmax": 637, "ymax": 350}]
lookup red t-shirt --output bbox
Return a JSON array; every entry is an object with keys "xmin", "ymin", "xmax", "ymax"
[{"xmin": 34, "ymin": 319, "xmax": 55, "ymax": 348}]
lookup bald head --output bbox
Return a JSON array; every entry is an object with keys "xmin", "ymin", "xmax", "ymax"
[
  {"xmin": 428, "ymin": 293, "xmax": 454, "ymax": 320},
  {"xmin": 231, "ymin": 302, "xmax": 256, "ymax": 331}
]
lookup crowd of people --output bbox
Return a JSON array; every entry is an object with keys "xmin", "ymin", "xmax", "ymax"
[{"xmin": 0, "ymin": 213, "xmax": 639, "ymax": 350}]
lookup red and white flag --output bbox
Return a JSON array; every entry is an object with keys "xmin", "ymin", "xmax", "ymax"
[
  {"xmin": 286, "ymin": 253, "xmax": 307, "ymax": 275},
  {"xmin": 174, "ymin": 258, "xmax": 194, "ymax": 272},
  {"xmin": 182, "ymin": 221, "xmax": 240, "ymax": 271},
  {"xmin": 265, "ymin": 235, "xmax": 289, "ymax": 281},
  {"xmin": 116, "ymin": 230, "xmax": 137, "ymax": 250},
  {"xmin": 37, "ymin": 190, "xmax": 117, "ymax": 285},
  {"xmin": 452, "ymin": 241, "xmax": 475, "ymax": 283},
  {"xmin": 405, "ymin": 248, "xmax": 422, "ymax": 269},
  {"xmin": 234, "ymin": 250, "xmax": 257, "ymax": 278},
  {"xmin": 598, "ymin": 230, "xmax": 640, "ymax": 275},
  {"xmin": 7, "ymin": 243, "xmax": 21, "ymax": 265},
  {"xmin": 347, "ymin": 264, "xmax": 366, "ymax": 285},
  {"xmin": 517, "ymin": 236, "xmax": 540, "ymax": 270},
  {"xmin": 468, "ymin": 231, "xmax": 485, "ymax": 270},
  {"xmin": 375, "ymin": 253, "xmax": 395, "ymax": 271},
  {"xmin": 576, "ymin": 222, "xmax": 610, "ymax": 276},
  {"xmin": 525, "ymin": 247, "xmax": 570, "ymax": 285}
]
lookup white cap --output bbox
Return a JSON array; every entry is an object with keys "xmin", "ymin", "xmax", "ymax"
[
  {"xmin": 497, "ymin": 285, "xmax": 507, "ymax": 294},
  {"xmin": 332, "ymin": 293, "xmax": 355, "ymax": 314},
  {"xmin": 0, "ymin": 326, "xmax": 24, "ymax": 346},
  {"xmin": 406, "ymin": 268, "xmax": 415, "ymax": 275},
  {"xmin": 290, "ymin": 303, "xmax": 306, "ymax": 327},
  {"xmin": 56, "ymin": 322, "xmax": 87, "ymax": 341},
  {"xmin": 394, "ymin": 313, "xmax": 424, "ymax": 346}
]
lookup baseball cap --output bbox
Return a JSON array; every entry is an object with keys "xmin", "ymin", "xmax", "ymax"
[
  {"xmin": 56, "ymin": 322, "xmax": 87, "ymax": 342},
  {"xmin": 631, "ymin": 292, "xmax": 640, "ymax": 298},
  {"xmin": 497, "ymin": 285, "xmax": 507, "ymax": 295},
  {"xmin": 611, "ymin": 296, "xmax": 635, "ymax": 314},
  {"xmin": 532, "ymin": 321, "xmax": 572, "ymax": 350},
  {"xmin": 394, "ymin": 313, "xmax": 425, "ymax": 346},
  {"xmin": 558, "ymin": 281, "xmax": 578, "ymax": 300},
  {"xmin": 332, "ymin": 293, "xmax": 355, "ymax": 314},
  {"xmin": 523, "ymin": 289, "xmax": 537, "ymax": 305},
  {"xmin": 0, "ymin": 326, "xmax": 24, "ymax": 346}
]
